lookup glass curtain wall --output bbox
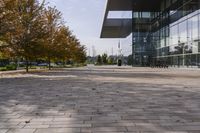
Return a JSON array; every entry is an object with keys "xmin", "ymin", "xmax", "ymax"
[
  {"xmin": 132, "ymin": 12, "xmax": 153, "ymax": 66},
  {"xmin": 149, "ymin": 0, "xmax": 200, "ymax": 67}
]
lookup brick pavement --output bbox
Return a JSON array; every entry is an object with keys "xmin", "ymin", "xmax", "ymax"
[{"xmin": 0, "ymin": 66, "xmax": 200, "ymax": 133}]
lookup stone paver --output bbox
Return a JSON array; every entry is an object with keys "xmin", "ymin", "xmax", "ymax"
[
  {"xmin": 0, "ymin": 66, "xmax": 200, "ymax": 133},
  {"xmin": 0, "ymin": 129, "xmax": 9, "ymax": 133}
]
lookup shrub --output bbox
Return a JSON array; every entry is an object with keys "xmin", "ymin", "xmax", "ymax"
[
  {"xmin": 30, "ymin": 66, "xmax": 37, "ymax": 69},
  {"xmin": 0, "ymin": 67, "xmax": 7, "ymax": 71},
  {"xmin": 6, "ymin": 64, "xmax": 17, "ymax": 70},
  {"xmin": 19, "ymin": 64, "xmax": 25, "ymax": 67}
]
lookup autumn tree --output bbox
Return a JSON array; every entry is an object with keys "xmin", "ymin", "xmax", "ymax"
[
  {"xmin": 73, "ymin": 45, "xmax": 87, "ymax": 64},
  {"xmin": 0, "ymin": 0, "xmax": 86, "ymax": 71},
  {"xmin": 53, "ymin": 26, "xmax": 72, "ymax": 65},
  {"xmin": 53, "ymin": 27, "xmax": 86, "ymax": 65},
  {"xmin": 0, "ymin": 0, "xmax": 47, "ymax": 72},
  {"xmin": 0, "ymin": 0, "xmax": 16, "ymax": 57},
  {"xmin": 42, "ymin": 6, "xmax": 63, "ymax": 70}
]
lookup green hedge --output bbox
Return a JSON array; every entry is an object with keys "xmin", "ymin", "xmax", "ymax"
[
  {"xmin": 6, "ymin": 64, "xmax": 17, "ymax": 70},
  {"xmin": 0, "ymin": 64, "xmax": 17, "ymax": 71},
  {"xmin": 0, "ymin": 67, "xmax": 7, "ymax": 71}
]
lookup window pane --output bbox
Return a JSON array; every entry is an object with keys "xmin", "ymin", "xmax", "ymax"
[
  {"xmin": 191, "ymin": 15, "xmax": 198, "ymax": 40},
  {"xmin": 170, "ymin": 25, "xmax": 179, "ymax": 45},
  {"xmin": 179, "ymin": 21, "xmax": 187, "ymax": 43}
]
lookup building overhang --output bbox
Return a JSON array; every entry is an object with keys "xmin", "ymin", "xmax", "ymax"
[
  {"xmin": 100, "ymin": 0, "xmax": 161, "ymax": 38},
  {"xmin": 105, "ymin": 0, "xmax": 161, "ymax": 12},
  {"xmin": 101, "ymin": 0, "xmax": 200, "ymax": 38},
  {"xmin": 101, "ymin": 19, "xmax": 132, "ymax": 38}
]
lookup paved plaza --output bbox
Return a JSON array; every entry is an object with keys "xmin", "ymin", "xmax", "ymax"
[{"xmin": 0, "ymin": 66, "xmax": 200, "ymax": 133}]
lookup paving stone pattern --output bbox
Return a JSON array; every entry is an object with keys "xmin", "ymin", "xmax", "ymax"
[{"xmin": 0, "ymin": 66, "xmax": 200, "ymax": 133}]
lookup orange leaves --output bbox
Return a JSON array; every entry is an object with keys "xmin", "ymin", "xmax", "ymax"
[{"xmin": 0, "ymin": 0, "xmax": 86, "ymax": 65}]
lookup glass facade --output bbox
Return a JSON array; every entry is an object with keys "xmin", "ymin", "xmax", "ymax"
[{"xmin": 132, "ymin": 0, "xmax": 200, "ymax": 67}]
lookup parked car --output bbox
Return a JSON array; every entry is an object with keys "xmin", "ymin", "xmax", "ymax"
[
  {"xmin": 30, "ymin": 62, "xmax": 37, "ymax": 66},
  {"xmin": 50, "ymin": 63, "xmax": 57, "ymax": 67},
  {"xmin": 37, "ymin": 63, "xmax": 48, "ymax": 66}
]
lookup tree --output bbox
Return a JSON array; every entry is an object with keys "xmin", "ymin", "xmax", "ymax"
[
  {"xmin": 102, "ymin": 53, "xmax": 108, "ymax": 64},
  {"xmin": 67, "ymin": 35, "xmax": 86, "ymax": 64},
  {"xmin": 96, "ymin": 55, "xmax": 102, "ymax": 65},
  {"xmin": 108, "ymin": 57, "xmax": 114, "ymax": 65},
  {"xmin": 0, "ymin": 0, "xmax": 86, "ymax": 72},
  {"xmin": 53, "ymin": 26, "xmax": 86, "ymax": 65},
  {"xmin": 42, "ymin": 6, "xmax": 63, "ymax": 70},
  {"xmin": 0, "ymin": 0, "xmax": 47, "ymax": 72},
  {"xmin": 74, "ymin": 45, "xmax": 87, "ymax": 64}
]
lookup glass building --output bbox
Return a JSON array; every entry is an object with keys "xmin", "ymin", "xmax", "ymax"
[{"xmin": 101, "ymin": 0, "xmax": 200, "ymax": 67}]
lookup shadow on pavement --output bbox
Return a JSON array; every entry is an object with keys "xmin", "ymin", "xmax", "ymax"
[{"xmin": 0, "ymin": 67, "xmax": 200, "ymax": 132}]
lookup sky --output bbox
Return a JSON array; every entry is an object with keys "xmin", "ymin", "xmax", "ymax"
[{"xmin": 39, "ymin": 0, "xmax": 132, "ymax": 56}]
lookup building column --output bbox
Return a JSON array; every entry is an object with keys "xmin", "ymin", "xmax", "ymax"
[{"xmin": 132, "ymin": 10, "xmax": 135, "ymax": 67}]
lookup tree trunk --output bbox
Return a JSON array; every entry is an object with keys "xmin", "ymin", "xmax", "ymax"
[
  {"xmin": 48, "ymin": 57, "xmax": 51, "ymax": 70},
  {"xmin": 25, "ymin": 58, "xmax": 29, "ymax": 73},
  {"xmin": 63, "ymin": 59, "xmax": 65, "ymax": 67}
]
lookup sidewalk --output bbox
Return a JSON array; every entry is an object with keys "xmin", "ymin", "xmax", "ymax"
[
  {"xmin": 0, "ymin": 69, "xmax": 25, "ymax": 75},
  {"xmin": 0, "ymin": 68, "xmax": 48, "ymax": 75},
  {"xmin": 0, "ymin": 66, "xmax": 200, "ymax": 133}
]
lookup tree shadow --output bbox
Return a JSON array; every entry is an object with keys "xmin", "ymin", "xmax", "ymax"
[{"xmin": 0, "ymin": 68, "xmax": 200, "ymax": 132}]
